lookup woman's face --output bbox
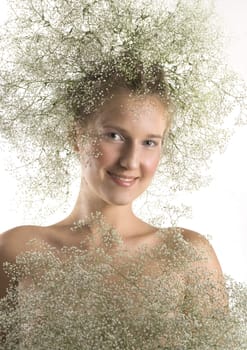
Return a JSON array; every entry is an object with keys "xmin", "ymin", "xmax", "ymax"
[{"xmin": 77, "ymin": 89, "xmax": 169, "ymax": 206}]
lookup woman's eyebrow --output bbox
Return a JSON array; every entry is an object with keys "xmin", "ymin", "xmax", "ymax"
[
  {"xmin": 146, "ymin": 134, "xmax": 163, "ymax": 139},
  {"xmin": 102, "ymin": 125, "xmax": 163, "ymax": 139}
]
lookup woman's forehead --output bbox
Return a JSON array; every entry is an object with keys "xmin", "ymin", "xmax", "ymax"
[{"xmin": 95, "ymin": 90, "xmax": 168, "ymax": 123}]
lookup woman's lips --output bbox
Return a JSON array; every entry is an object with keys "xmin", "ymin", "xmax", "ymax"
[{"xmin": 107, "ymin": 171, "xmax": 138, "ymax": 187}]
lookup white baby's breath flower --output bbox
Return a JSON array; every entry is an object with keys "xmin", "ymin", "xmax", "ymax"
[{"xmin": 0, "ymin": 225, "xmax": 246, "ymax": 349}]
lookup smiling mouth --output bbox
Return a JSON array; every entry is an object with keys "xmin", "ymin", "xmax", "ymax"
[{"xmin": 107, "ymin": 171, "xmax": 138, "ymax": 187}]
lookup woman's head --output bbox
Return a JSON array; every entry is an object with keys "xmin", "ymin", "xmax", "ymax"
[{"xmin": 62, "ymin": 54, "xmax": 173, "ymax": 205}]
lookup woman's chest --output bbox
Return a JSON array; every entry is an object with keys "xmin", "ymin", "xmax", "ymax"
[{"xmin": 17, "ymin": 242, "xmax": 189, "ymax": 348}]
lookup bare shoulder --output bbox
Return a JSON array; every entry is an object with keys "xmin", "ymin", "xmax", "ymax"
[
  {"xmin": 178, "ymin": 227, "xmax": 223, "ymax": 275},
  {"xmin": 179, "ymin": 227, "xmax": 209, "ymax": 245},
  {"xmin": 0, "ymin": 225, "xmax": 46, "ymax": 261},
  {"xmin": 0, "ymin": 225, "xmax": 47, "ymax": 299}
]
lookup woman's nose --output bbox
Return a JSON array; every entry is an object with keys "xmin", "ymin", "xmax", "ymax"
[{"xmin": 119, "ymin": 143, "xmax": 140, "ymax": 170}]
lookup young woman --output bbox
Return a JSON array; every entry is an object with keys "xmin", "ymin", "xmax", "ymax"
[
  {"xmin": 0, "ymin": 1, "xmax": 244, "ymax": 348},
  {"xmin": 0, "ymin": 62, "xmax": 229, "ymax": 349}
]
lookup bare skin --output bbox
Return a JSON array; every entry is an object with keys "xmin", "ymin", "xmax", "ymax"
[{"xmin": 0, "ymin": 90, "xmax": 227, "ymax": 311}]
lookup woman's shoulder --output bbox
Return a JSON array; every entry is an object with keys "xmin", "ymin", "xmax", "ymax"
[
  {"xmin": 0, "ymin": 225, "xmax": 48, "ymax": 299},
  {"xmin": 178, "ymin": 228, "xmax": 217, "ymax": 256},
  {"xmin": 174, "ymin": 227, "xmax": 224, "ymax": 276},
  {"xmin": 158, "ymin": 227, "xmax": 223, "ymax": 272},
  {"xmin": 158, "ymin": 226, "xmax": 210, "ymax": 246},
  {"xmin": 177, "ymin": 227, "xmax": 209, "ymax": 245},
  {"xmin": 0, "ymin": 225, "xmax": 48, "ymax": 261}
]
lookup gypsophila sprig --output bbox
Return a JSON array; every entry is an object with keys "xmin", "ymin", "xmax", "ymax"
[
  {"xmin": 0, "ymin": 0, "xmax": 246, "ymax": 220},
  {"xmin": 0, "ymin": 225, "xmax": 246, "ymax": 349}
]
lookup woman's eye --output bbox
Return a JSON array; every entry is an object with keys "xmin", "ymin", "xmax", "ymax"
[
  {"xmin": 104, "ymin": 132, "xmax": 123, "ymax": 141},
  {"xmin": 143, "ymin": 140, "xmax": 158, "ymax": 147}
]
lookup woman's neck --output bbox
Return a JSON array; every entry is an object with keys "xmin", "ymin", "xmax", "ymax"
[{"xmin": 56, "ymin": 184, "xmax": 145, "ymax": 239}]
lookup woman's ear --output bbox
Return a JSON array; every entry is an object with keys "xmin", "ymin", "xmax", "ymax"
[
  {"xmin": 71, "ymin": 117, "xmax": 97, "ymax": 155},
  {"xmin": 68, "ymin": 121, "xmax": 83, "ymax": 153},
  {"xmin": 73, "ymin": 141, "xmax": 80, "ymax": 153}
]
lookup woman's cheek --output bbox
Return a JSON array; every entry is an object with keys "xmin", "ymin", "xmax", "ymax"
[
  {"xmin": 96, "ymin": 143, "xmax": 119, "ymax": 166},
  {"xmin": 144, "ymin": 154, "xmax": 161, "ymax": 175}
]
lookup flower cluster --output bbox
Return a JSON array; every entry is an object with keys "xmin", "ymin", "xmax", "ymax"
[
  {"xmin": 0, "ymin": 224, "xmax": 246, "ymax": 349},
  {"xmin": 0, "ymin": 0, "xmax": 246, "ymax": 220}
]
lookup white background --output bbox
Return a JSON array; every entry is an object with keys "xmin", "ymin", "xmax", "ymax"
[{"xmin": 0, "ymin": 0, "xmax": 246, "ymax": 282}]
